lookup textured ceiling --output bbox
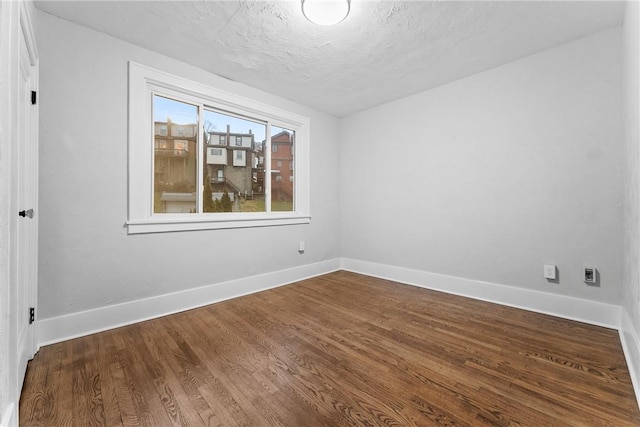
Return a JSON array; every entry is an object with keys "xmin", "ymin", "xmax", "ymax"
[{"xmin": 35, "ymin": 1, "xmax": 625, "ymax": 117}]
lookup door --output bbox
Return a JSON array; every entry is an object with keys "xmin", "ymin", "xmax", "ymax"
[{"xmin": 14, "ymin": 14, "xmax": 38, "ymax": 389}]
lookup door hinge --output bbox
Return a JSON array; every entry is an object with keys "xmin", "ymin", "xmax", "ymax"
[
  {"xmin": 29, "ymin": 307, "xmax": 35, "ymax": 324},
  {"xmin": 31, "ymin": 91, "xmax": 36, "ymax": 105}
]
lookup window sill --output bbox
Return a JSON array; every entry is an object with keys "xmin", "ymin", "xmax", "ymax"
[{"xmin": 127, "ymin": 213, "xmax": 311, "ymax": 234}]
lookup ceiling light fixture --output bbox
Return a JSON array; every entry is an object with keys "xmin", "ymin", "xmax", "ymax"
[{"xmin": 302, "ymin": 0, "xmax": 351, "ymax": 26}]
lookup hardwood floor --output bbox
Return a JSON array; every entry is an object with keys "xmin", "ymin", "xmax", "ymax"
[{"xmin": 20, "ymin": 271, "xmax": 640, "ymax": 426}]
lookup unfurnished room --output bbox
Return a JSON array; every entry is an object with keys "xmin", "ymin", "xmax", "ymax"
[{"xmin": 2, "ymin": 0, "xmax": 640, "ymax": 425}]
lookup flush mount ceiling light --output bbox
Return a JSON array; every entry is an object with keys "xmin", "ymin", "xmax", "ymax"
[{"xmin": 302, "ymin": 0, "xmax": 351, "ymax": 26}]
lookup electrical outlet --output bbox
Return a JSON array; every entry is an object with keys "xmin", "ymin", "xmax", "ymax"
[
  {"xmin": 584, "ymin": 267, "xmax": 597, "ymax": 284},
  {"xmin": 298, "ymin": 241, "xmax": 305, "ymax": 254},
  {"xmin": 544, "ymin": 265, "xmax": 557, "ymax": 280}
]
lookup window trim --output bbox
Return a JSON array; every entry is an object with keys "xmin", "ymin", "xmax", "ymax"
[{"xmin": 127, "ymin": 62, "xmax": 310, "ymax": 234}]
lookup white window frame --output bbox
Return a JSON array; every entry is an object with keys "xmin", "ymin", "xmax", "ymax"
[{"xmin": 127, "ymin": 62, "xmax": 311, "ymax": 234}]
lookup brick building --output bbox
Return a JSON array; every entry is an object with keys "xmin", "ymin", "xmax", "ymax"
[{"xmin": 270, "ymin": 130, "xmax": 294, "ymax": 202}]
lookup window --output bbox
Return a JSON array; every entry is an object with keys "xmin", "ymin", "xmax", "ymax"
[
  {"xmin": 207, "ymin": 147, "xmax": 226, "ymax": 166},
  {"xmin": 174, "ymin": 140, "xmax": 188, "ymax": 153},
  {"xmin": 233, "ymin": 149, "xmax": 246, "ymax": 167},
  {"xmin": 128, "ymin": 62, "xmax": 310, "ymax": 233},
  {"xmin": 277, "ymin": 160, "xmax": 282, "ymax": 168}
]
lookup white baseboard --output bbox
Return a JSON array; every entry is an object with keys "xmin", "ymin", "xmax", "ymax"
[
  {"xmin": 38, "ymin": 257, "xmax": 622, "ymax": 347},
  {"xmin": 620, "ymin": 308, "xmax": 640, "ymax": 410},
  {"xmin": 340, "ymin": 258, "xmax": 621, "ymax": 329},
  {"xmin": 33, "ymin": 257, "xmax": 640, "ymax": 410},
  {"xmin": 1, "ymin": 403, "xmax": 16, "ymax": 427},
  {"xmin": 37, "ymin": 259, "xmax": 341, "ymax": 346},
  {"xmin": 341, "ymin": 260, "xmax": 640, "ymax": 406}
]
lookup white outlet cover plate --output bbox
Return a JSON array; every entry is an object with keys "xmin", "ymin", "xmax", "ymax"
[{"xmin": 544, "ymin": 264, "xmax": 557, "ymax": 280}]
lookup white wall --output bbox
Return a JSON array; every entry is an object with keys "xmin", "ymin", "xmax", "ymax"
[
  {"xmin": 36, "ymin": 11, "xmax": 340, "ymax": 320},
  {"xmin": 622, "ymin": 0, "xmax": 640, "ymax": 396},
  {"xmin": 623, "ymin": 0, "xmax": 640, "ymax": 340},
  {"xmin": 340, "ymin": 28, "xmax": 623, "ymax": 305}
]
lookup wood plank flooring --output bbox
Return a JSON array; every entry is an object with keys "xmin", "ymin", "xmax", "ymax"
[{"xmin": 20, "ymin": 271, "xmax": 640, "ymax": 426}]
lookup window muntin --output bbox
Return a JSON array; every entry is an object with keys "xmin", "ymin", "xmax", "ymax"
[{"xmin": 128, "ymin": 62, "xmax": 310, "ymax": 233}]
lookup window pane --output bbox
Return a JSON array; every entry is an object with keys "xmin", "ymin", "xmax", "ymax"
[
  {"xmin": 271, "ymin": 126, "xmax": 294, "ymax": 212},
  {"xmin": 153, "ymin": 95, "xmax": 198, "ymax": 213},
  {"xmin": 203, "ymin": 109, "xmax": 266, "ymax": 213}
]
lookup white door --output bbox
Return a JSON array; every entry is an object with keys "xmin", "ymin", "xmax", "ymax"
[{"xmin": 14, "ymin": 17, "xmax": 38, "ymax": 389}]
